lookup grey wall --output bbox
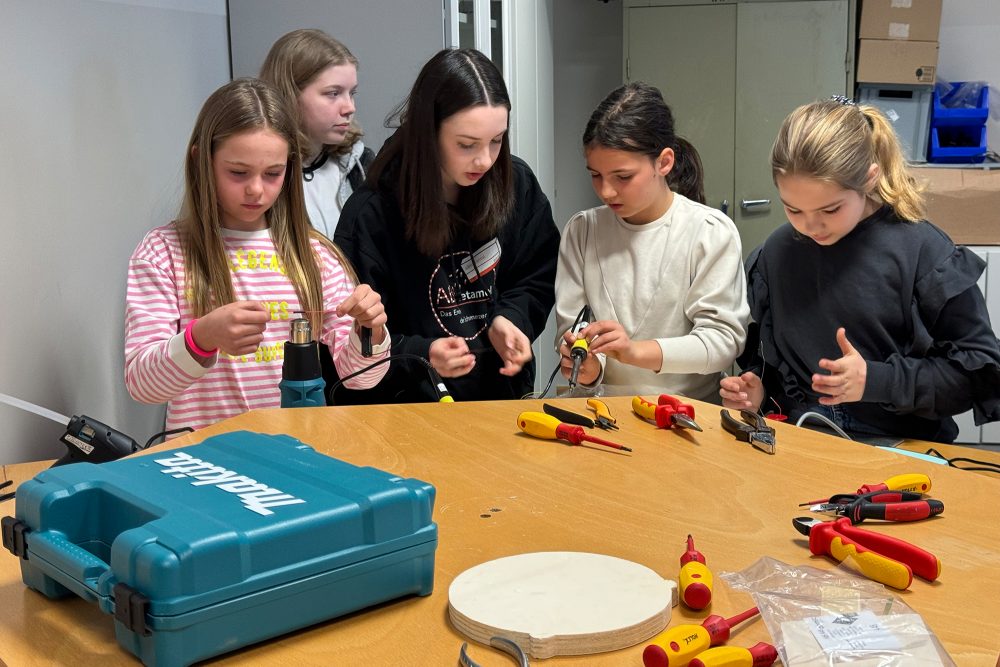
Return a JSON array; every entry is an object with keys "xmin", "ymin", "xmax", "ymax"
[
  {"xmin": 0, "ymin": 0, "xmax": 230, "ymax": 463},
  {"xmin": 552, "ymin": 0, "xmax": 624, "ymax": 232},
  {"xmin": 228, "ymin": 0, "xmax": 445, "ymax": 154}
]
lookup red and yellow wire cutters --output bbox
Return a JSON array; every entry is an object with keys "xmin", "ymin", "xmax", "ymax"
[
  {"xmin": 632, "ymin": 394, "xmax": 702, "ymax": 431},
  {"xmin": 792, "ymin": 516, "xmax": 941, "ymax": 590}
]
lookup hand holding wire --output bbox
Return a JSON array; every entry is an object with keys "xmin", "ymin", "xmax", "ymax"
[
  {"xmin": 196, "ymin": 301, "xmax": 270, "ymax": 357},
  {"xmin": 429, "ymin": 337, "xmax": 476, "ymax": 378},
  {"xmin": 719, "ymin": 371, "xmax": 764, "ymax": 411},
  {"xmin": 489, "ymin": 315, "xmax": 532, "ymax": 376},
  {"xmin": 580, "ymin": 320, "xmax": 631, "ymax": 360},
  {"xmin": 813, "ymin": 327, "xmax": 867, "ymax": 405},
  {"xmin": 335, "ymin": 284, "xmax": 387, "ymax": 345}
]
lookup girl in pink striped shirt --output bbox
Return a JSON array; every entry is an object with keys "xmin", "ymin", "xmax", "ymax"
[{"xmin": 125, "ymin": 78, "xmax": 389, "ymax": 432}]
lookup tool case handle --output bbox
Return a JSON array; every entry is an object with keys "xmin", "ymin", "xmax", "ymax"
[{"xmin": 28, "ymin": 530, "xmax": 109, "ymax": 602}]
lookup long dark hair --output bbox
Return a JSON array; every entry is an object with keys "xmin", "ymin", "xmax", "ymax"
[
  {"xmin": 368, "ymin": 48, "xmax": 514, "ymax": 256},
  {"xmin": 583, "ymin": 82, "xmax": 705, "ymax": 204}
]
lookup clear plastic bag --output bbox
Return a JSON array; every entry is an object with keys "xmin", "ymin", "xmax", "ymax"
[
  {"xmin": 935, "ymin": 80, "xmax": 985, "ymax": 109},
  {"xmin": 720, "ymin": 557, "xmax": 955, "ymax": 666}
]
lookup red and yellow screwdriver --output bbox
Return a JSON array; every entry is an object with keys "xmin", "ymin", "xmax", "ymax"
[
  {"xmin": 642, "ymin": 606, "xmax": 760, "ymax": 667},
  {"xmin": 679, "ymin": 534, "xmax": 713, "ymax": 610},
  {"xmin": 516, "ymin": 411, "xmax": 631, "ymax": 452}
]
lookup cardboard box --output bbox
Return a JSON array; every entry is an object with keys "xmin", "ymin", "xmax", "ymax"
[
  {"xmin": 860, "ymin": 0, "xmax": 942, "ymax": 41},
  {"xmin": 917, "ymin": 167, "xmax": 1000, "ymax": 245},
  {"xmin": 857, "ymin": 39, "xmax": 938, "ymax": 85}
]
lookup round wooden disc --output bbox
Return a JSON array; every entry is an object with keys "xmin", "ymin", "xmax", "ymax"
[{"xmin": 448, "ymin": 551, "xmax": 677, "ymax": 659}]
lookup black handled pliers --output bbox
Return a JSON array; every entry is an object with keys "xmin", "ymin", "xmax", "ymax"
[
  {"xmin": 720, "ymin": 409, "xmax": 776, "ymax": 455},
  {"xmin": 810, "ymin": 490, "xmax": 944, "ymax": 524}
]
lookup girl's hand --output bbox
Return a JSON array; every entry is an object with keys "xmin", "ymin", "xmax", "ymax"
[
  {"xmin": 720, "ymin": 371, "xmax": 765, "ymax": 411},
  {"xmin": 336, "ymin": 284, "xmax": 387, "ymax": 345},
  {"xmin": 193, "ymin": 301, "xmax": 270, "ymax": 356},
  {"xmin": 489, "ymin": 316, "xmax": 533, "ymax": 377},
  {"xmin": 429, "ymin": 337, "xmax": 476, "ymax": 378},
  {"xmin": 581, "ymin": 320, "xmax": 633, "ymax": 363},
  {"xmin": 559, "ymin": 330, "xmax": 600, "ymax": 385},
  {"xmin": 813, "ymin": 327, "xmax": 867, "ymax": 405}
]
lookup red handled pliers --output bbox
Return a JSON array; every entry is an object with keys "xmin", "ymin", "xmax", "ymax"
[
  {"xmin": 810, "ymin": 490, "xmax": 944, "ymax": 525},
  {"xmin": 632, "ymin": 395, "xmax": 702, "ymax": 431},
  {"xmin": 792, "ymin": 516, "xmax": 941, "ymax": 590}
]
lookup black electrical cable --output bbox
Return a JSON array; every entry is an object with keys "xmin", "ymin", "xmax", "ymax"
[
  {"xmin": 524, "ymin": 305, "xmax": 591, "ymax": 399},
  {"xmin": 923, "ymin": 448, "xmax": 1000, "ymax": 476},
  {"xmin": 326, "ymin": 352, "xmax": 452, "ymax": 403}
]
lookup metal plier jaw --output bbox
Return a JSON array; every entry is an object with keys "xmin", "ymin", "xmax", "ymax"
[{"xmin": 720, "ymin": 409, "xmax": 776, "ymax": 454}]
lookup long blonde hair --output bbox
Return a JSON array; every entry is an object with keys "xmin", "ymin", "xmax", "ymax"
[
  {"xmin": 259, "ymin": 29, "xmax": 362, "ymax": 159},
  {"xmin": 181, "ymin": 77, "xmax": 357, "ymax": 336},
  {"xmin": 771, "ymin": 99, "xmax": 925, "ymax": 222}
]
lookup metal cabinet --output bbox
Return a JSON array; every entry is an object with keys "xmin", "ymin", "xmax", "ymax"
[{"xmin": 624, "ymin": 0, "xmax": 856, "ymax": 256}]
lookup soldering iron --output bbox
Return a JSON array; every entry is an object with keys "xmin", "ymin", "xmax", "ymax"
[{"xmin": 568, "ymin": 305, "xmax": 594, "ymax": 388}]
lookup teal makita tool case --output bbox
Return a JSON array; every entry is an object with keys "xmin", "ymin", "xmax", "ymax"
[{"xmin": 1, "ymin": 431, "xmax": 437, "ymax": 666}]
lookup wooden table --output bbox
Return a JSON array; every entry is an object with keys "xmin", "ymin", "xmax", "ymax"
[{"xmin": 2, "ymin": 397, "xmax": 999, "ymax": 666}]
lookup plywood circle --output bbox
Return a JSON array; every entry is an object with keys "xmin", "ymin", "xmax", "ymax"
[{"xmin": 448, "ymin": 551, "xmax": 677, "ymax": 659}]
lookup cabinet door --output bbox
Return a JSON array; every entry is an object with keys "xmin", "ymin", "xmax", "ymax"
[
  {"xmin": 734, "ymin": 0, "xmax": 851, "ymax": 256},
  {"xmin": 625, "ymin": 4, "xmax": 737, "ymax": 215}
]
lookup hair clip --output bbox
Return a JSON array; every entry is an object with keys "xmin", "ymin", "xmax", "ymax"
[{"xmin": 829, "ymin": 94, "xmax": 857, "ymax": 106}]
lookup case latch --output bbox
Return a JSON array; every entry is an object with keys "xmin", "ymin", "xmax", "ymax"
[
  {"xmin": 114, "ymin": 582, "xmax": 152, "ymax": 636},
  {"xmin": 1, "ymin": 516, "xmax": 29, "ymax": 559}
]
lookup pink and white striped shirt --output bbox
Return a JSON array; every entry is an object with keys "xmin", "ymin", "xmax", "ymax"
[{"xmin": 125, "ymin": 223, "xmax": 389, "ymax": 432}]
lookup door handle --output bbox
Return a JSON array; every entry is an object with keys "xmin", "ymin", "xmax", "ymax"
[
  {"xmin": 740, "ymin": 199, "xmax": 771, "ymax": 209},
  {"xmin": 720, "ymin": 200, "xmax": 729, "ymax": 215}
]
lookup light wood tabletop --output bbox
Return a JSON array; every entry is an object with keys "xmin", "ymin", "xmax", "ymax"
[{"xmin": 2, "ymin": 396, "xmax": 999, "ymax": 666}]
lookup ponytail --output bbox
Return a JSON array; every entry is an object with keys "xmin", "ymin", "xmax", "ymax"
[
  {"xmin": 772, "ymin": 99, "xmax": 926, "ymax": 222},
  {"xmin": 668, "ymin": 137, "xmax": 706, "ymax": 204},
  {"xmin": 862, "ymin": 106, "xmax": 925, "ymax": 221}
]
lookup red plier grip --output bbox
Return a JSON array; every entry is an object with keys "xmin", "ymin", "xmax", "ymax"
[{"xmin": 657, "ymin": 394, "xmax": 696, "ymax": 422}]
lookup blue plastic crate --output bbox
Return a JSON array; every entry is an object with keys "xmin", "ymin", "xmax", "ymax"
[
  {"xmin": 928, "ymin": 125, "xmax": 987, "ymax": 163},
  {"xmin": 931, "ymin": 82, "xmax": 989, "ymax": 128}
]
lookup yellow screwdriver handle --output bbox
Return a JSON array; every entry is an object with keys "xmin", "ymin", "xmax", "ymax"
[
  {"xmin": 688, "ymin": 645, "xmax": 753, "ymax": 667},
  {"xmin": 587, "ymin": 399, "xmax": 617, "ymax": 426},
  {"xmin": 516, "ymin": 411, "xmax": 562, "ymax": 440},
  {"xmin": 884, "ymin": 473, "xmax": 932, "ymax": 494},
  {"xmin": 643, "ymin": 624, "xmax": 711, "ymax": 666},
  {"xmin": 632, "ymin": 396, "xmax": 656, "ymax": 421}
]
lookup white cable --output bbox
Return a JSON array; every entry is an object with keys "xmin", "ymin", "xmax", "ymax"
[
  {"xmin": 0, "ymin": 392, "xmax": 70, "ymax": 425},
  {"xmin": 795, "ymin": 411, "xmax": 853, "ymax": 440}
]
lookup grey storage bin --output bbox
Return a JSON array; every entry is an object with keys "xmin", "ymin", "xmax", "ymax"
[{"xmin": 858, "ymin": 84, "xmax": 933, "ymax": 162}]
